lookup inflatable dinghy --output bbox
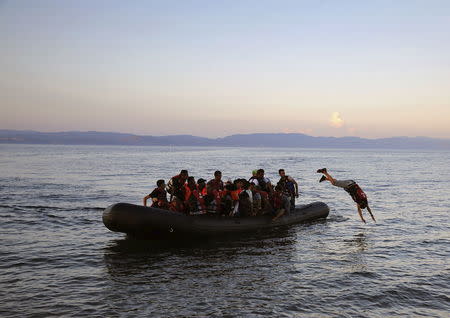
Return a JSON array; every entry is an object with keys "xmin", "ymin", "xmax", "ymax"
[{"xmin": 103, "ymin": 202, "xmax": 329, "ymax": 238}]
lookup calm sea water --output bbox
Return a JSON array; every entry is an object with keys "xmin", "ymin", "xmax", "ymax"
[{"xmin": 0, "ymin": 144, "xmax": 449, "ymax": 317}]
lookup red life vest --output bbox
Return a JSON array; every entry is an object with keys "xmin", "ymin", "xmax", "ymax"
[
  {"xmin": 230, "ymin": 189, "xmax": 242, "ymax": 201},
  {"xmin": 345, "ymin": 183, "xmax": 368, "ymax": 208},
  {"xmin": 184, "ymin": 184, "xmax": 207, "ymax": 212},
  {"xmin": 192, "ymin": 189, "xmax": 207, "ymax": 212},
  {"xmin": 198, "ymin": 187, "xmax": 207, "ymax": 196}
]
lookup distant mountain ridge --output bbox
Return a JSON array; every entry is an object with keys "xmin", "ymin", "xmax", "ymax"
[{"xmin": 1, "ymin": 130, "xmax": 449, "ymax": 150}]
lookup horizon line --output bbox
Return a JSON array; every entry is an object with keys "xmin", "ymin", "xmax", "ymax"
[{"xmin": 1, "ymin": 129, "xmax": 449, "ymax": 141}]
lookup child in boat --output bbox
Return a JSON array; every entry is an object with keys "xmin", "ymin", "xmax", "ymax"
[
  {"xmin": 143, "ymin": 179, "xmax": 170, "ymax": 209},
  {"xmin": 317, "ymin": 168, "xmax": 375, "ymax": 223}
]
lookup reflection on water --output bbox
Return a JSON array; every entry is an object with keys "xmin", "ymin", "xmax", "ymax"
[
  {"xmin": 346, "ymin": 231, "xmax": 369, "ymax": 273},
  {"xmin": 103, "ymin": 228, "xmax": 297, "ymax": 277},
  {"xmin": 101, "ymin": 229, "xmax": 302, "ymax": 317}
]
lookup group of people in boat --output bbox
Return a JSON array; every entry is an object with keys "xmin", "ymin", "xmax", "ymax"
[
  {"xmin": 144, "ymin": 167, "xmax": 375, "ymax": 223},
  {"xmin": 143, "ymin": 169, "xmax": 299, "ymax": 221}
]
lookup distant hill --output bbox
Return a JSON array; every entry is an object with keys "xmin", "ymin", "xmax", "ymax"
[{"xmin": 1, "ymin": 130, "xmax": 449, "ymax": 150}]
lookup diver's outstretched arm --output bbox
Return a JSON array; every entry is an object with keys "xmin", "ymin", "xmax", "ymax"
[
  {"xmin": 366, "ymin": 205, "xmax": 376, "ymax": 222},
  {"xmin": 357, "ymin": 204, "xmax": 366, "ymax": 223}
]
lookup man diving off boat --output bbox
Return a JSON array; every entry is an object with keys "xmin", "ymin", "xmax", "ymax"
[{"xmin": 317, "ymin": 168, "xmax": 376, "ymax": 223}]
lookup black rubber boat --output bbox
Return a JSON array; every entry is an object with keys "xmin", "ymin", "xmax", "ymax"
[{"xmin": 103, "ymin": 202, "xmax": 330, "ymax": 238}]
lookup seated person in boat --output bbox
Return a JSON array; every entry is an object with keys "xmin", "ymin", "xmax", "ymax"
[
  {"xmin": 230, "ymin": 179, "xmax": 244, "ymax": 216},
  {"xmin": 143, "ymin": 179, "xmax": 170, "ymax": 209},
  {"xmin": 207, "ymin": 170, "xmax": 224, "ymax": 191},
  {"xmin": 238, "ymin": 180, "xmax": 253, "ymax": 217},
  {"xmin": 219, "ymin": 179, "xmax": 243, "ymax": 216},
  {"xmin": 277, "ymin": 169, "xmax": 299, "ymax": 210},
  {"xmin": 317, "ymin": 168, "xmax": 375, "ymax": 223},
  {"xmin": 183, "ymin": 176, "xmax": 207, "ymax": 214},
  {"xmin": 167, "ymin": 169, "xmax": 188, "ymax": 212},
  {"xmin": 207, "ymin": 170, "xmax": 224, "ymax": 213},
  {"xmin": 197, "ymin": 178, "xmax": 207, "ymax": 196},
  {"xmin": 271, "ymin": 184, "xmax": 291, "ymax": 221},
  {"xmin": 220, "ymin": 182, "xmax": 236, "ymax": 216}
]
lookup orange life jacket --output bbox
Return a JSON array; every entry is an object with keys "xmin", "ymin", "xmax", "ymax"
[
  {"xmin": 231, "ymin": 189, "xmax": 243, "ymax": 201},
  {"xmin": 184, "ymin": 184, "xmax": 194, "ymax": 201}
]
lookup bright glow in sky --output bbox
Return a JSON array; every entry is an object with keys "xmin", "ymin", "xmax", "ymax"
[{"xmin": 1, "ymin": 0, "xmax": 450, "ymax": 138}]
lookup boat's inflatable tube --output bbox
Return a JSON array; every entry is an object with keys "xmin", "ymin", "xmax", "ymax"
[{"xmin": 103, "ymin": 202, "xmax": 329, "ymax": 238}]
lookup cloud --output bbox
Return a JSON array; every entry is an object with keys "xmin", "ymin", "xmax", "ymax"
[{"xmin": 329, "ymin": 112, "xmax": 344, "ymax": 128}]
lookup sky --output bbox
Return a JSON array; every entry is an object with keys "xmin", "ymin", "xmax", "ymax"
[{"xmin": 1, "ymin": 0, "xmax": 450, "ymax": 138}]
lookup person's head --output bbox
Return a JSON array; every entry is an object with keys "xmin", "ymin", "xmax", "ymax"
[
  {"xmin": 225, "ymin": 183, "xmax": 236, "ymax": 191},
  {"xmin": 234, "ymin": 179, "xmax": 243, "ymax": 189},
  {"xmin": 180, "ymin": 170, "xmax": 188, "ymax": 179},
  {"xmin": 249, "ymin": 182, "xmax": 255, "ymax": 190},
  {"xmin": 242, "ymin": 180, "xmax": 250, "ymax": 190},
  {"xmin": 156, "ymin": 179, "xmax": 165, "ymax": 188},
  {"xmin": 278, "ymin": 169, "xmax": 285, "ymax": 177},
  {"xmin": 252, "ymin": 169, "xmax": 257, "ymax": 177},
  {"xmin": 214, "ymin": 170, "xmax": 222, "ymax": 180},
  {"xmin": 197, "ymin": 178, "xmax": 206, "ymax": 188},
  {"xmin": 257, "ymin": 169, "xmax": 265, "ymax": 178},
  {"xmin": 187, "ymin": 176, "xmax": 196, "ymax": 187}
]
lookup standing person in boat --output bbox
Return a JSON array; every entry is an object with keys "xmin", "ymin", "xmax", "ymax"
[
  {"xmin": 277, "ymin": 169, "xmax": 299, "ymax": 209},
  {"xmin": 143, "ymin": 179, "xmax": 170, "ymax": 209},
  {"xmin": 317, "ymin": 168, "xmax": 376, "ymax": 223},
  {"xmin": 248, "ymin": 170, "xmax": 258, "ymax": 183},
  {"xmin": 167, "ymin": 169, "xmax": 189, "ymax": 212}
]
